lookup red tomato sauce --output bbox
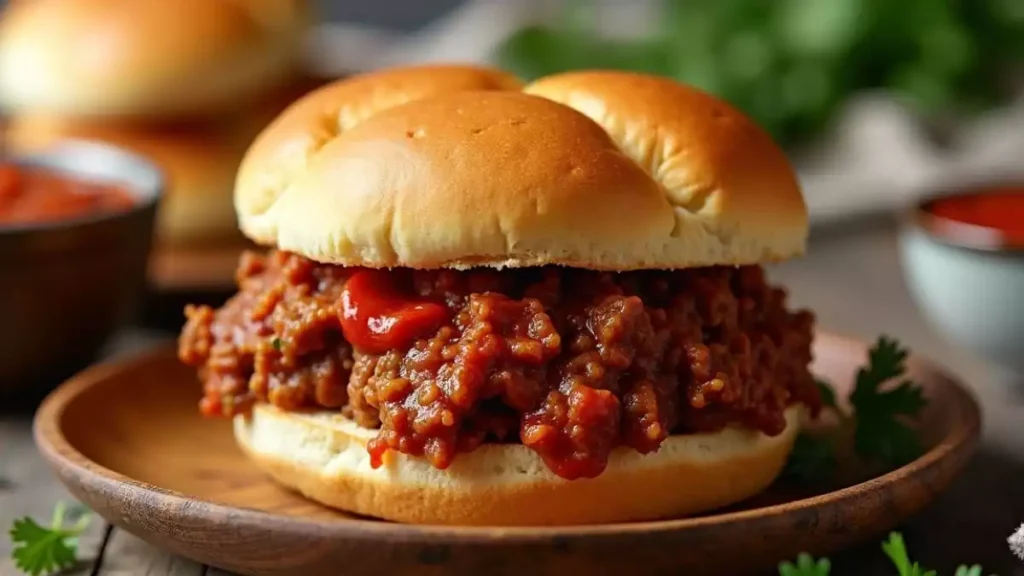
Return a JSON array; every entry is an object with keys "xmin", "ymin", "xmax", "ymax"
[
  {"xmin": 179, "ymin": 251, "xmax": 819, "ymax": 480},
  {"xmin": 0, "ymin": 163, "xmax": 135, "ymax": 225},
  {"xmin": 925, "ymin": 188, "xmax": 1024, "ymax": 247},
  {"xmin": 339, "ymin": 269, "xmax": 450, "ymax": 354}
]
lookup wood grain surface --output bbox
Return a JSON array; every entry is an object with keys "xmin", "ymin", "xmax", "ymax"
[
  {"xmin": 3, "ymin": 220, "xmax": 1024, "ymax": 575},
  {"xmin": 0, "ymin": 417, "xmax": 107, "ymax": 576},
  {"xmin": 96, "ymin": 530, "xmax": 205, "ymax": 576}
]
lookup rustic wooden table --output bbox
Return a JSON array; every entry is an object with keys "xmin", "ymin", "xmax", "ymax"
[{"xmin": 1, "ymin": 216, "xmax": 1022, "ymax": 576}]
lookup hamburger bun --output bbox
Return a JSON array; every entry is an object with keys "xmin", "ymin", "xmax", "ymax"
[
  {"xmin": 0, "ymin": 0, "xmax": 311, "ymax": 118},
  {"xmin": 236, "ymin": 67, "xmax": 807, "ymax": 271},
  {"xmin": 6, "ymin": 115, "xmax": 248, "ymax": 246},
  {"xmin": 236, "ymin": 64, "xmax": 523, "ymax": 231},
  {"xmin": 235, "ymin": 403, "xmax": 805, "ymax": 526}
]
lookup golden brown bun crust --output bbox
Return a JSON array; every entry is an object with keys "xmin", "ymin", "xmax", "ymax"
[
  {"xmin": 0, "ymin": 0, "xmax": 311, "ymax": 118},
  {"xmin": 525, "ymin": 71, "xmax": 808, "ymax": 262},
  {"xmin": 235, "ymin": 66, "xmax": 807, "ymax": 270},
  {"xmin": 234, "ymin": 404, "xmax": 804, "ymax": 526},
  {"xmin": 235, "ymin": 64, "xmax": 523, "ymax": 228},
  {"xmin": 6, "ymin": 115, "xmax": 247, "ymax": 246}
]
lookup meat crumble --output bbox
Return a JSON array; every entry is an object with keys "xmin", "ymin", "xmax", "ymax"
[{"xmin": 179, "ymin": 250, "xmax": 819, "ymax": 480}]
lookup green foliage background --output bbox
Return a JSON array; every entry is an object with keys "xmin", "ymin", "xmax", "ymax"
[{"xmin": 497, "ymin": 0, "xmax": 1024, "ymax": 147}]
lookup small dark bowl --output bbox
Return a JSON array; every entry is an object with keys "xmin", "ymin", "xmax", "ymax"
[{"xmin": 0, "ymin": 140, "xmax": 162, "ymax": 393}]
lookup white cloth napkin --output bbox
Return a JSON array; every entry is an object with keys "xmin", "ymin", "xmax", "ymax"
[{"xmin": 305, "ymin": 0, "xmax": 1024, "ymax": 226}]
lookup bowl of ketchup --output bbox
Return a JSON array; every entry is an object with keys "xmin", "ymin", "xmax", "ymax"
[
  {"xmin": 900, "ymin": 184, "xmax": 1024, "ymax": 373},
  {"xmin": 0, "ymin": 140, "xmax": 162, "ymax": 394}
]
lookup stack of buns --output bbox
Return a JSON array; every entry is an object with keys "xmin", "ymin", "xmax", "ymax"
[{"xmin": 0, "ymin": 0, "xmax": 317, "ymax": 248}]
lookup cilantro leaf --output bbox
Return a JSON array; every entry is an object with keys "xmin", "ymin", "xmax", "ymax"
[
  {"xmin": 872, "ymin": 380, "xmax": 928, "ymax": 416},
  {"xmin": 782, "ymin": 433, "xmax": 836, "ymax": 484},
  {"xmin": 780, "ymin": 531, "xmax": 993, "ymax": 576},
  {"xmin": 9, "ymin": 501, "xmax": 91, "ymax": 576},
  {"xmin": 814, "ymin": 378, "xmax": 837, "ymax": 410},
  {"xmin": 856, "ymin": 415, "xmax": 924, "ymax": 470},
  {"xmin": 853, "ymin": 336, "xmax": 908, "ymax": 396},
  {"xmin": 9, "ymin": 518, "xmax": 75, "ymax": 576},
  {"xmin": 849, "ymin": 337, "xmax": 926, "ymax": 468},
  {"xmin": 778, "ymin": 552, "xmax": 831, "ymax": 576},
  {"xmin": 881, "ymin": 532, "xmax": 936, "ymax": 576}
]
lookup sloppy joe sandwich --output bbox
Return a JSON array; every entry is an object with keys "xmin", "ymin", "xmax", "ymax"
[
  {"xmin": 0, "ymin": 0, "xmax": 311, "ymax": 118},
  {"xmin": 178, "ymin": 64, "xmax": 821, "ymax": 526}
]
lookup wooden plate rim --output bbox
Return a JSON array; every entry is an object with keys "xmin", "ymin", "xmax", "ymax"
[{"xmin": 33, "ymin": 331, "xmax": 982, "ymax": 541}]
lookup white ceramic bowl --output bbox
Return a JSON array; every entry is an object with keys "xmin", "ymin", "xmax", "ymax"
[{"xmin": 899, "ymin": 188, "xmax": 1024, "ymax": 373}]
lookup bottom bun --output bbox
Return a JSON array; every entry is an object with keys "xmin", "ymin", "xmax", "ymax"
[{"xmin": 234, "ymin": 403, "xmax": 806, "ymax": 526}]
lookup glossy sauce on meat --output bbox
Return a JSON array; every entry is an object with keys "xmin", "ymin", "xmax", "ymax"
[
  {"xmin": 179, "ymin": 251, "xmax": 819, "ymax": 480},
  {"xmin": 338, "ymin": 269, "xmax": 451, "ymax": 353}
]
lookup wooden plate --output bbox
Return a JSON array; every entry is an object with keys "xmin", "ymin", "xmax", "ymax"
[{"xmin": 33, "ymin": 332, "xmax": 980, "ymax": 576}]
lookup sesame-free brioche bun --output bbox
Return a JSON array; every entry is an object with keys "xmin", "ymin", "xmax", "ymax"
[
  {"xmin": 236, "ymin": 66, "xmax": 807, "ymax": 271},
  {"xmin": 235, "ymin": 403, "xmax": 804, "ymax": 526},
  {"xmin": 0, "ymin": 0, "xmax": 311, "ymax": 118},
  {"xmin": 6, "ymin": 115, "xmax": 248, "ymax": 246}
]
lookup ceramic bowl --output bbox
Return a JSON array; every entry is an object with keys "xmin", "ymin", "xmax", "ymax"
[
  {"xmin": 899, "ymin": 185, "xmax": 1024, "ymax": 373},
  {"xmin": 0, "ymin": 140, "xmax": 162, "ymax": 392}
]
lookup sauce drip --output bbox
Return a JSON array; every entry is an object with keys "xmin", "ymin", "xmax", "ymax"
[
  {"xmin": 0, "ymin": 163, "xmax": 135, "ymax": 225},
  {"xmin": 927, "ymin": 189, "xmax": 1024, "ymax": 246},
  {"xmin": 338, "ymin": 269, "xmax": 450, "ymax": 354}
]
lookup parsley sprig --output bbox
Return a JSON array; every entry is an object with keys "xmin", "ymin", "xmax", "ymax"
[
  {"xmin": 784, "ymin": 336, "xmax": 927, "ymax": 484},
  {"xmin": 779, "ymin": 531, "xmax": 995, "ymax": 576},
  {"xmin": 9, "ymin": 502, "xmax": 91, "ymax": 576},
  {"xmin": 779, "ymin": 552, "xmax": 831, "ymax": 576},
  {"xmin": 851, "ymin": 339, "xmax": 927, "ymax": 467},
  {"xmin": 882, "ymin": 532, "xmax": 936, "ymax": 576}
]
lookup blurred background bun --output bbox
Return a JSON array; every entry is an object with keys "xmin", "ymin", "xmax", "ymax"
[
  {"xmin": 0, "ymin": 0, "xmax": 312, "ymax": 119},
  {"xmin": 0, "ymin": 0, "xmax": 327, "ymax": 277}
]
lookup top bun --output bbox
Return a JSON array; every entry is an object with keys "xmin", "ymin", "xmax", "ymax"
[
  {"xmin": 237, "ymin": 66, "xmax": 808, "ymax": 271},
  {"xmin": 0, "ymin": 0, "xmax": 311, "ymax": 118}
]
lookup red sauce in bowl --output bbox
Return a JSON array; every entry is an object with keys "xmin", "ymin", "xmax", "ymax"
[
  {"xmin": 918, "ymin": 187, "xmax": 1024, "ymax": 250},
  {"xmin": 0, "ymin": 162, "xmax": 136, "ymax": 226}
]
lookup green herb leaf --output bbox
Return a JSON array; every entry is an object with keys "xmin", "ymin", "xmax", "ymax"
[
  {"xmin": 815, "ymin": 378, "xmax": 837, "ymax": 410},
  {"xmin": 778, "ymin": 552, "xmax": 831, "ymax": 576},
  {"xmin": 849, "ymin": 337, "xmax": 927, "ymax": 468},
  {"xmin": 856, "ymin": 412, "xmax": 925, "ymax": 469},
  {"xmin": 496, "ymin": 0, "xmax": 1024, "ymax": 147},
  {"xmin": 881, "ymin": 532, "xmax": 936, "ymax": 576},
  {"xmin": 782, "ymin": 433, "xmax": 836, "ymax": 484},
  {"xmin": 271, "ymin": 337, "xmax": 282, "ymax": 351},
  {"xmin": 779, "ymin": 531, "xmax": 993, "ymax": 576},
  {"xmin": 10, "ymin": 501, "xmax": 91, "ymax": 576}
]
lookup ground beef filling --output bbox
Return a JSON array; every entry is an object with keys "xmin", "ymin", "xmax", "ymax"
[{"xmin": 179, "ymin": 251, "xmax": 819, "ymax": 480}]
